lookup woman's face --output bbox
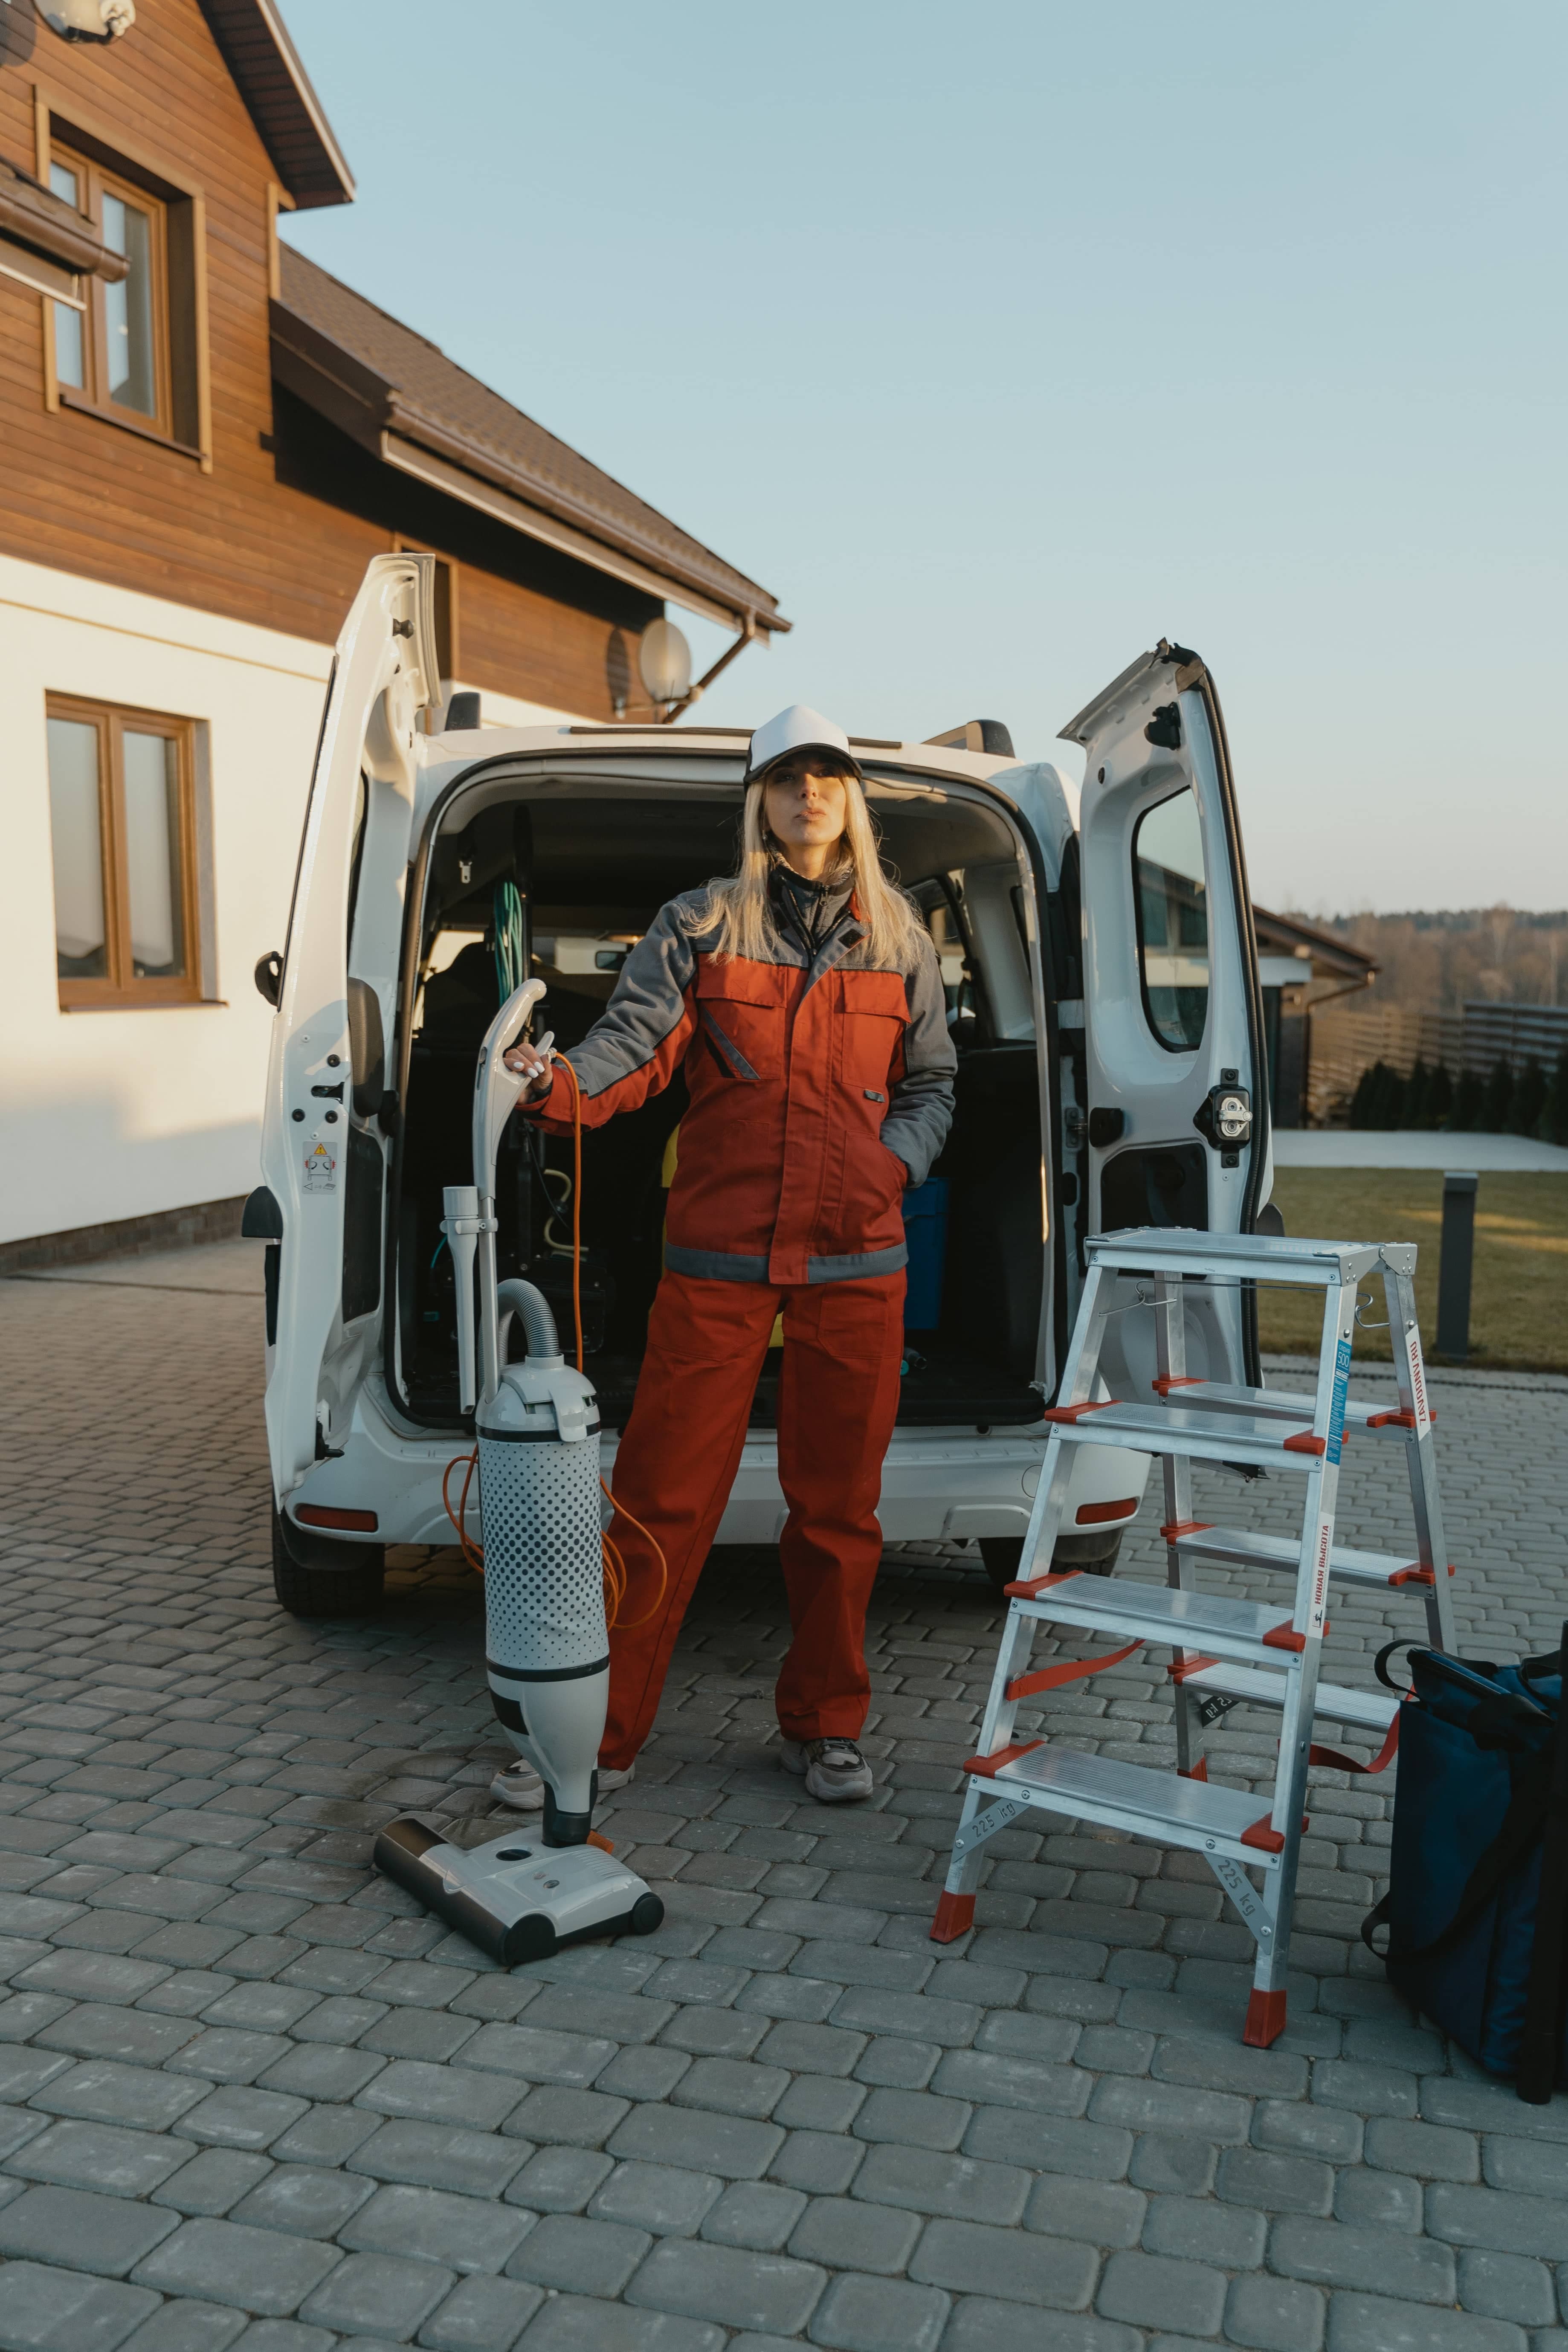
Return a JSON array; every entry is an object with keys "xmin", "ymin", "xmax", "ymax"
[{"xmin": 762, "ymin": 756, "xmax": 851, "ymax": 861}]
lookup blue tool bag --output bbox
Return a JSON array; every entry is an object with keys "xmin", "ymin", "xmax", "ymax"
[{"xmin": 1363, "ymin": 1631, "xmax": 1568, "ymax": 2104}]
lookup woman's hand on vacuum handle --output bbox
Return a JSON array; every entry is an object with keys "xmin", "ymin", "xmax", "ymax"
[{"xmin": 503, "ymin": 1035, "xmax": 555, "ymax": 1100}]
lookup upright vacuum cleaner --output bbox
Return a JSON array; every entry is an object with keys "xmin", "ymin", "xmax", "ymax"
[{"xmin": 374, "ymin": 979, "xmax": 664, "ymax": 1963}]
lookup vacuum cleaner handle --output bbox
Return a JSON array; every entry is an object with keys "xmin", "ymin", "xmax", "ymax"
[{"xmin": 474, "ymin": 977, "xmax": 548, "ymax": 1209}]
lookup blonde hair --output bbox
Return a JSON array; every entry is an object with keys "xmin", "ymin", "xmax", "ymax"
[{"xmin": 694, "ymin": 769, "xmax": 925, "ymax": 968}]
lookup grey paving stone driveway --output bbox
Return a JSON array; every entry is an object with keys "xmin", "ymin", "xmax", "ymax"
[{"xmin": 2, "ymin": 1250, "xmax": 1568, "ymax": 2352}]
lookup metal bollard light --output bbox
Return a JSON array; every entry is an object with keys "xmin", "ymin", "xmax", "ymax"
[{"xmin": 1436, "ymin": 1171, "xmax": 1479, "ymax": 1360}]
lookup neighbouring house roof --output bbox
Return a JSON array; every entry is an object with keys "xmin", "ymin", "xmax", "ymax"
[
  {"xmin": 1253, "ymin": 904, "xmax": 1379, "ymax": 985},
  {"xmin": 271, "ymin": 246, "xmax": 788, "ymax": 636},
  {"xmin": 197, "ymin": 0, "xmax": 354, "ymax": 210}
]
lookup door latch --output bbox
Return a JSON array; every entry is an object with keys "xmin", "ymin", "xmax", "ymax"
[
  {"xmin": 1144, "ymin": 703, "xmax": 1182, "ymax": 749},
  {"xmin": 1194, "ymin": 1080, "xmax": 1252, "ymax": 1153},
  {"xmin": 310, "ymin": 1082, "xmax": 345, "ymax": 1100}
]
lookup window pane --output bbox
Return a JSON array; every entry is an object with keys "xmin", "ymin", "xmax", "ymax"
[
  {"xmin": 52, "ymin": 299, "xmax": 85, "ymax": 389},
  {"xmin": 122, "ymin": 731, "xmax": 185, "ymax": 977},
  {"xmin": 46, "ymin": 717, "xmax": 108, "ymax": 979},
  {"xmin": 49, "ymin": 162, "xmax": 80, "ymax": 207},
  {"xmin": 102, "ymin": 193, "xmax": 157, "ymax": 415},
  {"xmin": 1135, "ymin": 788, "xmax": 1209, "ymax": 1050}
]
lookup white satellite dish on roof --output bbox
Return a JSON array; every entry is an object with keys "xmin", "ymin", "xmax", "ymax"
[{"xmin": 638, "ymin": 619, "xmax": 691, "ymax": 711}]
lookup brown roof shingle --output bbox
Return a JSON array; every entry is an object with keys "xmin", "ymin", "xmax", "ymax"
[{"xmin": 272, "ymin": 246, "xmax": 785, "ymax": 632}]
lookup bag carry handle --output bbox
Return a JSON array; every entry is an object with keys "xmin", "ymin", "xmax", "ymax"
[
  {"xmin": 1516, "ymin": 1618, "xmax": 1568, "ymax": 2105},
  {"xmin": 1375, "ymin": 1638, "xmax": 1420, "ymax": 1696}
]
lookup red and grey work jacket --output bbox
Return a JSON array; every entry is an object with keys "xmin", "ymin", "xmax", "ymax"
[{"xmin": 525, "ymin": 877, "xmax": 956, "ymax": 1285}]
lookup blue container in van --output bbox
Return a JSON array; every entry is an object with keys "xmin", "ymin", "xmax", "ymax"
[{"xmin": 902, "ymin": 1178, "xmax": 949, "ymax": 1331}]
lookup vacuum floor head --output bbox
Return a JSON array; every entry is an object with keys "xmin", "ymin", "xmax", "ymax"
[{"xmin": 375, "ymin": 1815, "xmax": 664, "ymax": 1965}]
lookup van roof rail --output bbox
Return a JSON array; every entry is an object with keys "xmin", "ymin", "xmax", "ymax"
[{"xmin": 924, "ymin": 719, "xmax": 1015, "ymax": 757}]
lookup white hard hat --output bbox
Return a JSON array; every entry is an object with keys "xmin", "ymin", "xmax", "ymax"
[{"xmin": 745, "ymin": 704, "xmax": 861, "ymax": 785}]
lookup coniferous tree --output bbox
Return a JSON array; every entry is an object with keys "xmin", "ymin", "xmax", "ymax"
[
  {"xmin": 1480, "ymin": 1056, "xmax": 1516, "ymax": 1133},
  {"xmin": 1426, "ymin": 1063, "xmax": 1454, "ymax": 1129},
  {"xmin": 1372, "ymin": 1061, "xmax": 1408, "ymax": 1127},
  {"xmin": 1348, "ymin": 1066, "xmax": 1378, "ymax": 1129},
  {"xmin": 1509, "ymin": 1057, "xmax": 1547, "ymax": 1137},
  {"xmin": 1449, "ymin": 1068, "xmax": 1484, "ymax": 1131},
  {"xmin": 1403, "ymin": 1058, "xmax": 1431, "ymax": 1129},
  {"xmin": 1540, "ymin": 1048, "xmax": 1568, "ymax": 1147}
]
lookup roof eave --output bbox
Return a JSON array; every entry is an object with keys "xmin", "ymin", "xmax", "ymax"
[{"xmin": 198, "ymin": 0, "xmax": 354, "ymax": 211}]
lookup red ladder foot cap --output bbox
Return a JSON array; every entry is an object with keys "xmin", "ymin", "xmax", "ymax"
[
  {"xmin": 1243, "ymin": 1988, "xmax": 1288, "ymax": 2047},
  {"xmin": 931, "ymin": 1891, "xmax": 975, "ymax": 1943}
]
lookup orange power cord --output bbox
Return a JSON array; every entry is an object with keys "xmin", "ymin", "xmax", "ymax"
[{"xmin": 444, "ymin": 1053, "xmax": 668, "ymax": 1633}]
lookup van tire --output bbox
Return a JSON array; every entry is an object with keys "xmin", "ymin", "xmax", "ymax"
[
  {"xmin": 978, "ymin": 1529, "xmax": 1124, "ymax": 1597},
  {"xmin": 271, "ymin": 1505, "xmax": 385, "ymax": 1618}
]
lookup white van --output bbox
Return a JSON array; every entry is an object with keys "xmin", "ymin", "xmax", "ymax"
[{"xmin": 247, "ymin": 554, "xmax": 1272, "ymax": 1616}]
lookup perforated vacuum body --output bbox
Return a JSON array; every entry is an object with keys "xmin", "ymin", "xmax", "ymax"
[{"xmin": 478, "ymin": 1347, "xmax": 608, "ymax": 1845}]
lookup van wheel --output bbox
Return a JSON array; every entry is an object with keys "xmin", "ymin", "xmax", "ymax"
[
  {"xmin": 271, "ymin": 1504, "xmax": 385, "ymax": 1617},
  {"xmin": 978, "ymin": 1530, "xmax": 1124, "ymax": 1598}
]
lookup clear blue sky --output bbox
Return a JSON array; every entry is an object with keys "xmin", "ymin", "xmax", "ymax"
[{"xmin": 281, "ymin": 2, "xmax": 1566, "ymax": 917}]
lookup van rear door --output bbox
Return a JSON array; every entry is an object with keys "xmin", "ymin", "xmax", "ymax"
[
  {"xmin": 258, "ymin": 554, "xmax": 443, "ymax": 1499},
  {"xmin": 1059, "ymin": 642, "xmax": 1269, "ymax": 1381}
]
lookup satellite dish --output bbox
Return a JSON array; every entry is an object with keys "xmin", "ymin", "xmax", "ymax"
[
  {"xmin": 638, "ymin": 619, "xmax": 691, "ymax": 709},
  {"xmin": 41, "ymin": 0, "xmax": 135, "ymax": 40}
]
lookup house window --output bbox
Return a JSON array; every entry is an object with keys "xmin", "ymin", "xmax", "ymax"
[
  {"xmin": 46, "ymin": 696, "xmax": 200, "ymax": 1009},
  {"xmin": 43, "ymin": 131, "xmax": 213, "ymax": 455},
  {"xmin": 48, "ymin": 146, "xmax": 169, "ymax": 431}
]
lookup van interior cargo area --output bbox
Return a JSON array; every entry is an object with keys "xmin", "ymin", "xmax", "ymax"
[{"xmin": 389, "ymin": 780, "xmax": 1046, "ymax": 1435}]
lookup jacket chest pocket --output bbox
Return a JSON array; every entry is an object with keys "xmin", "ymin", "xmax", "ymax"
[
  {"xmin": 836, "ymin": 970, "xmax": 908, "ymax": 1089},
  {"xmin": 696, "ymin": 957, "xmax": 788, "ymax": 1082}
]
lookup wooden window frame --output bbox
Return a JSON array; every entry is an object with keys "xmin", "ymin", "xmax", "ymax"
[
  {"xmin": 49, "ymin": 141, "xmax": 174, "ymax": 438},
  {"xmin": 35, "ymin": 89, "xmax": 212, "ymax": 471},
  {"xmin": 46, "ymin": 693, "xmax": 202, "ymax": 1012}
]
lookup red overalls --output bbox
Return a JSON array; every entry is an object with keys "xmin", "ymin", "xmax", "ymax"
[{"xmin": 525, "ymin": 883, "xmax": 954, "ymax": 1765}]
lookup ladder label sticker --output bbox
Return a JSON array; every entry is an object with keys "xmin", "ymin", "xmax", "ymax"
[
  {"xmin": 1401, "ymin": 1322, "xmax": 1432, "ymax": 1438},
  {"xmin": 1327, "ymin": 1337, "xmax": 1352, "ymax": 1464},
  {"xmin": 1309, "ymin": 1513, "xmax": 1333, "ymax": 1633}
]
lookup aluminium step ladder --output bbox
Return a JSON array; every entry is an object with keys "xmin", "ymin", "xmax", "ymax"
[{"xmin": 932, "ymin": 1226, "xmax": 1457, "ymax": 2048}]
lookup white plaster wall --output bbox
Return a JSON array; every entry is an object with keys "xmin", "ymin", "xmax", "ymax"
[{"xmin": 0, "ymin": 553, "xmax": 580, "ymax": 1244}]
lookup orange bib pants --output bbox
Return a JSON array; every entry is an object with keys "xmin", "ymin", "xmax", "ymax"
[{"xmin": 600, "ymin": 1267, "xmax": 906, "ymax": 1771}]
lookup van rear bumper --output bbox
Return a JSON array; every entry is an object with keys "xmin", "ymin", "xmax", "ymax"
[{"xmin": 278, "ymin": 1382, "xmax": 1151, "ymax": 1550}]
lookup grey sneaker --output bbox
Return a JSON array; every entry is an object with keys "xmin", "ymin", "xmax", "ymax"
[
  {"xmin": 489, "ymin": 1759, "xmax": 545, "ymax": 1811},
  {"xmin": 597, "ymin": 1761, "xmax": 635, "ymax": 1794},
  {"xmin": 780, "ymin": 1737, "xmax": 873, "ymax": 1804}
]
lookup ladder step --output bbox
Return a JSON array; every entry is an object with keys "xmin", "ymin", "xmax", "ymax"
[
  {"xmin": 1088, "ymin": 1227, "xmax": 1388, "ymax": 1280},
  {"xmin": 1010, "ymin": 1574, "xmax": 1308, "ymax": 1666},
  {"xmin": 1042, "ymin": 1401, "xmax": 1327, "ymax": 1470},
  {"xmin": 1171, "ymin": 1660, "xmax": 1398, "ymax": 1734},
  {"xmin": 1166, "ymin": 1522, "xmax": 1446, "ymax": 1592},
  {"xmin": 964, "ymin": 1739, "xmax": 1283, "ymax": 1865},
  {"xmin": 1151, "ymin": 1380, "xmax": 1434, "ymax": 1437}
]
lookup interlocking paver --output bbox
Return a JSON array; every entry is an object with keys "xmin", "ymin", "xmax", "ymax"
[
  {"xmin": 0, "ymin": 2179, "xmax": 180, "ymax": 2276},
  {"xmin": 420, "ymin": 2271, "xmax": 546, "ymax": 2351},
  {"xmin": 626, "ymin": 2236, "xmax": 827, "ymax": 2334},
  {"xmin": 805, "ymin": 2271, "xmax": 948, "ymax": 2352},
  {"xmin": 0, "ymin": 2259, "xmax": 160, "ymax": 2352}
]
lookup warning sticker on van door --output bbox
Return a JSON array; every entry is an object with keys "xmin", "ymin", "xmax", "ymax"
[{"xmin": 303, "ymin": 1140, "xmax": 337, "ymax": 1192}]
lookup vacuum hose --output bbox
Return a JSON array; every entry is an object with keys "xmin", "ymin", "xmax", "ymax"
[{"xmin": 496, "ymin": 1279, "xmax": 560, "ymax": 1366}]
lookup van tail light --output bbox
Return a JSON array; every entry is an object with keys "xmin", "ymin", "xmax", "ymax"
[
  {"xmin": 1076, "ymin": 1499, "xmax": 1137, "ymax": 1525},
  {"xmin": 295, "ymin": 1505, "xmax": 379, "ymax": 1532}
]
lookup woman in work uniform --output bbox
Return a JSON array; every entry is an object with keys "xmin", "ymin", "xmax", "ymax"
[{"xmin": 494, "ymin": 705, "xmax": 956, "ymax": 1807}]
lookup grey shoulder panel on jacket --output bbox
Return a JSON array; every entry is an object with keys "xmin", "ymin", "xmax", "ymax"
[{"xmin": 561, "ymin": 892, "xmax": 704, "ymax": 1098}]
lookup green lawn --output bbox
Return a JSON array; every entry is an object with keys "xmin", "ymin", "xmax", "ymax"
[{"xmin": 1258, "ymin": 1169, "xmax": 1568, "ymax": 1373}]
